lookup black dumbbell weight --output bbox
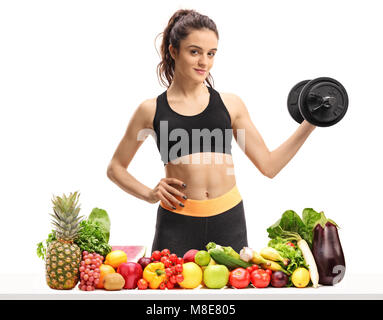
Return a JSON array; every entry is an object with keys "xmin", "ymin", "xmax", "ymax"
[{"xmin": 287, "ymin": 77, "xmax": 349, "ymax": 127}]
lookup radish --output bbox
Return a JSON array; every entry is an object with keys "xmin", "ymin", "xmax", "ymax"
[{"xmin": 297, "ymin": 238, "xmax": 319, "ymax": 288}]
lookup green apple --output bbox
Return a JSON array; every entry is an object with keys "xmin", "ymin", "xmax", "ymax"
[{"xmin": 203, "ymin": 265, "xmax": 229, "ymax": 289}]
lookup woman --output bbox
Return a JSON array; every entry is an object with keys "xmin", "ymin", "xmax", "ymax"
[{"xmin": 106, "ymin": 9, "xmax": 316, "ymax": 256}]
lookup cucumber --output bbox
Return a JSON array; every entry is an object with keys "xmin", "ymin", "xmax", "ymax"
[{"xmin": 208, "ymin": 248, "xmax": 252, "ymax": 270}]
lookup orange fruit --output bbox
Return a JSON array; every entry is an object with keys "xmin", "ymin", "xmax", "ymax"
[
  {"xmin": 104, "ymin": 250, "xmax": 128, "ymax": 269},
  {"xmin": 97, "ymin": 264, "xmax": 116, "ymax": 289}
]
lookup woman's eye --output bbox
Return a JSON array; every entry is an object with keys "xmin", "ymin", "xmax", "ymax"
[{"xmin": 191, "ymin": 50, "xmax": 215, "ymax": 56}]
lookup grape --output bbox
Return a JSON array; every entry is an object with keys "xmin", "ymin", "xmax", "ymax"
[{"xmin": 78, "ymin": 253, "xmax": 103, "ymax": 291}]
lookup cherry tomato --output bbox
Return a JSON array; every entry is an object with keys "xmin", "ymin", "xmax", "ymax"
[
  {"xmin": 164, "ymin": 260, "xmax": 172, "ymax": 268},
  {"xmin": 161, "ymin": 249, "xmax": 171, "ymax": 257},
  {"xmin": 286, "ymin": 242, "xmax": 295, "ymax": 248},
  {"xmin": 165, "ymin": 268, "xmax": 173, "ymax": 277},
  {"xmin": 175, "ymin": 264, "xmax": 183, "ymax": 273},
  {"xmin": 251, "ymin": 264, "xmax": 259, "ymax": 271},
  {"xmin": 229, "ymin": 268, "xmax": 251, "ymax": 289},
  {"xmin": 265, "ymin": 269, "xmax": 273, "ymax": 276},
  {"xmin": 159, "ymin": 282, "xmax": 166, "ymax": 290},
  {"xmin": 169, "ymin": 253, "xmax": 178, "ymax": 264},
  {"xmin": 176, "ymin": 257, "xmax": 184, "ymax": 265},
  {"xmin": 176, "ymin": 274, "xmax": 184, "ymax": 283},
  {"xmin": 250, "ymin": 269, "xmax": 271, "ymax": 288},
  {"xmin": 169, "ymin": 275, "xmax": 177, "ymax": 284},
  {"xmin": 151, "ymin": 250, "xmax": 161, "ymax": 261},
  {"xmin": 160, "ymin": 256, "xmax": 169, "ymax": 264},
  {"xmin": 166, "ymin": 281, "xmax": 175, "ymax": 289}
]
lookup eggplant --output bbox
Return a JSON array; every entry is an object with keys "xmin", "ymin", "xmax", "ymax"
[{"xmin": 312, "ymin": 212, "xmax": 345, "ymax": 285}]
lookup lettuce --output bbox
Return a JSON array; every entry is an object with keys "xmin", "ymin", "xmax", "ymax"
[
  {"xmin": 268, "ymin": 237, "xmax": 308, "ymax": 275},
  {"xmin": 267, "ymin": 208, "xmax": 321, "ymax": 248},
  {"xmin": 88, "ymin": 208, "xmax": 111, "ymax": 243}
]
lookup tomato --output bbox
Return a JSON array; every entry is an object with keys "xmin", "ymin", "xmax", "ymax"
[
  {"xmin": 286, "ymin": 242, "xmax": 295, "ymax": 248},
  {"xmin": 229, "ymin": 268, "xmax": 251, "ymax": 289},
  {"xmin": 151, "ymin": 250, "xmax": 161, "ymax": 261},
  {"xmin": 166, "ymin": 280, "xmax": 175, "ymax": 289},
  {"xmin": 161, "ymin": 249, "xmax": 170, "ymax": 256},
  {"xmin": 250, "ymin": 269, "xmax": 271, "ymax": 288},
  {"xmin": 175, "ymin": 264, "xmax": 183, "ymax": 273},
  {"xmin": 265, "ymin": 269, "xmax": 273, "ymax": 276},
  {"xmin": 169, "ymin": 253, "xmax": 178, "ymax": 264}
]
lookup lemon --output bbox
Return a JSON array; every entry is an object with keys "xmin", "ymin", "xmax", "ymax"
[
  {"xmin": 291, "ymin": 267, "xmax": 310, "ymax": 288},
  {"xmin": 104, "ymin": 250, "xmax": 127, "ymax": 269}
]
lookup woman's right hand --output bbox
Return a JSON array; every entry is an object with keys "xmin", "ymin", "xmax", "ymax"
[{"xmin": 147, "ymin": 178, "xmax": 188, "ymax": 209}]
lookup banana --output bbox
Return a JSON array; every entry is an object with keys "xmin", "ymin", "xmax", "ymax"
[
  {"xmin": 251, "ymin": 249, "xmax": 271, "ymax": 266},
  {"xmin": 260, "ymin": 247, "xmax": 290, "ymax": 266}
]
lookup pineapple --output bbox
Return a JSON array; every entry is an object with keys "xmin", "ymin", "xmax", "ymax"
[{"xmin": 45, "ymin": 191, "xmax": 83, "ymax": 290}]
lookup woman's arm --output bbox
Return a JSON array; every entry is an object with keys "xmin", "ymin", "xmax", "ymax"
[
  {"xmin": 231, "ymin": 94, "xmax": 316, "ymax": 179},
  {"xmin": 106, "ymin": 99, "xmax": 155, "ymax": 202}
]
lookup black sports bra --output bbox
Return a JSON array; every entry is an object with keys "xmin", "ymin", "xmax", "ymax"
[{"xmin": 153, "ymin": 85, "xmax": 233, "ymax": 166}]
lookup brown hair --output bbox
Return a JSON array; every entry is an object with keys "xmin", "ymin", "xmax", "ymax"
[{"xmin": 155, "ymin": 9, "xmax": 219, "ymax": 89}]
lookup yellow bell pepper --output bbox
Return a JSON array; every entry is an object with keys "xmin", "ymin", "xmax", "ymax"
[{"xmin": 143, "ymin": 262, "xmax": 167, "ymax": 289}]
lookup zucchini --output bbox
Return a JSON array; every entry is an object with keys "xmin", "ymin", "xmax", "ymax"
[{"xmin": 208, "ymin": 248, "xmax": 252, "ymax": 270}]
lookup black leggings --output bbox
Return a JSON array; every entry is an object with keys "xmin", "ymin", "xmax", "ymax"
[{"xmin": 151, "ymin": 200, "xmax": 248, "ymax": 257}]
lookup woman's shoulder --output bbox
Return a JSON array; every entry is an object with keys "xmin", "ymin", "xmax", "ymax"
[
  {"xmin": 131, "ymin": 97, "xmax": 157, "ymax": 130},
  {"xmin": 218, "ymin": 91, "xmax": 246, "ymax": 127}
]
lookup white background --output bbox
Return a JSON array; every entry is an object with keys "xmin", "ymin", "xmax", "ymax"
[{"xmin": 1, "ymin": 0, "xmax": 382, "ymax": 278}]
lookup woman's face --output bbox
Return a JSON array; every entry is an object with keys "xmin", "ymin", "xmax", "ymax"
[{"xmin": 169, "ymin": 28, "xmax": 218, "ymax": 82}]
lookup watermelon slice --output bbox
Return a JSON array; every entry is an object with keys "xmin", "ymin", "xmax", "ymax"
[{"xmin": 111, "ymin": 246, "xmax": 147, "ymax": 263}]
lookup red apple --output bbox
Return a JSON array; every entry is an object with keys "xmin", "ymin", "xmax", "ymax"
[
  {"xmin": 183, "ymin": 249, "xmax": 199, "ymax": 263},
  {"xmin": 117, "ymin": 262, "xmax": 143, "ymax": 289}
]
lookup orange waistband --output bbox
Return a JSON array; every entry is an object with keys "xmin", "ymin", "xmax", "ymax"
[{"xmin": 159, "ymin": 184, "xmax": 242, "ymax": 217}]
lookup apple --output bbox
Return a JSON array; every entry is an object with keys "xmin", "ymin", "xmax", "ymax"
[
  {"xmin": 117, "ymin": 262, "xmax": 143, "ymax": 289},
  {"xmin": 183, "ymin": 249, "xmax": 199, "ymax": 263},
  {"xmin": 203, "ymin": 265, "xmax": 229, "ymax": 289}
]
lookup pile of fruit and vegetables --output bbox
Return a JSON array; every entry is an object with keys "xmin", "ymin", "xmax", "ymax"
[{"xmin": 37, "ymin": 192, "xmax": 345, "ymax": 291}]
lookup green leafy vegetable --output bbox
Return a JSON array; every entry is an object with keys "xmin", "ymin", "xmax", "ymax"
[
  {"xmin": 88, "ymin": 208, "xmax": 111, "ymax": 242},
  {"xmin": 36, "ymin": 231, "xmax": 56, "ymax": 260},
  {"xmin": 75, "ymin": 220, "xmax": 112, "ymax": 257},
  {"xmin": 267, "ymin": 208, "xmax": 321, "ymax": 248},
  {"xmin": 268, "ymin": 237, "xmax": 308, "ymax": 275}
]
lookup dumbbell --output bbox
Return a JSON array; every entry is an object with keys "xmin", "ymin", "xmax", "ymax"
[{"xmin": 287, "ymin": 77, "xmax": 349, "ymax": 127}]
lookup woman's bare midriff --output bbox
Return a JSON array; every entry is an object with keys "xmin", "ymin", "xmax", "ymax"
[{"xmin": 165, "ymin": 152, "xmax": 236, "ymax": 200}]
